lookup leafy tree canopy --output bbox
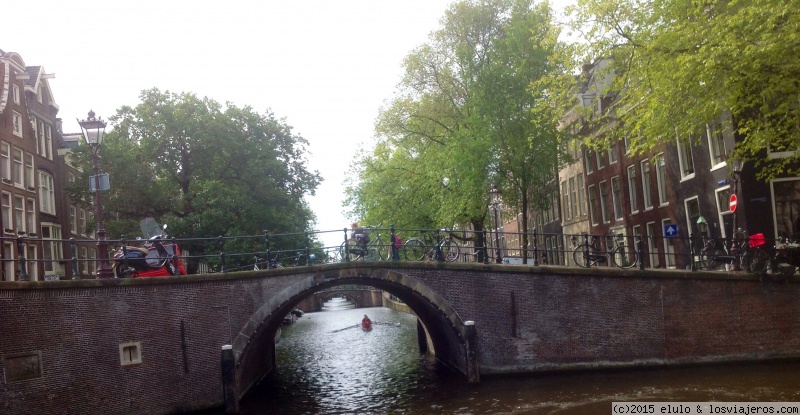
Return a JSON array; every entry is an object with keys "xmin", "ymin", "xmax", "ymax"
[
  {"xmin": 69, "ymin": 88, "xmax": 322, "ymax": 270},
  {"xmin": 346, "ymin": 0, "xmax": 567, "ymax": 254},
  {"xmin": 568, "ymin": 0, "xmax": 800, "ymax": 178}
]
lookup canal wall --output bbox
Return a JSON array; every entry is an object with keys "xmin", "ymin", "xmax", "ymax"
[{"xmin": 0, "ymin": 263, "xmax": 798, "ymax": 415}]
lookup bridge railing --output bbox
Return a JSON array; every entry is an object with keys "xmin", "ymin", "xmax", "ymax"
[{"xmin": 0, "ymin": 226, "xmax": 779, "ymax": 280}]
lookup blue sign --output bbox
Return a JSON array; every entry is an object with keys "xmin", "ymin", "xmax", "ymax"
[{"xmin": 664, "ymin": 224, "xmax": 679, "ymax": 237}]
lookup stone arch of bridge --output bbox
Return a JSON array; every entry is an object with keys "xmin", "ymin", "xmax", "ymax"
[
  {"xmin": 318, "ymin": 291, "xmax": 360, "ymax": 309},
  {"xmin": 231, "ymin": 268, "xmax": 470, "ymax": 399}
]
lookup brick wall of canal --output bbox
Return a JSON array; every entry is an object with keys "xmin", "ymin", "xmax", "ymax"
[{"xmin": 0, "ymin": 263, "xmax": 798, "ymax": 415}]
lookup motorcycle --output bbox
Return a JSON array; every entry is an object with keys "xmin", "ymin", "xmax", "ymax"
[{"xmin": 112, "ymin": 218, "xmax": 187, "ymax": 278}]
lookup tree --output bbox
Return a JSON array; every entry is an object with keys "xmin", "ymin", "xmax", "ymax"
[
  {"xmin": 567, "ymin": 0, "xmax": 800, "ymax": 178},
  {"xmin": 346, "ymin": 0, "xmax": 568, "ymax": 263},
  {"xmin": 70, "ymin": 89, "xmax": 322, "ymax": 272}
]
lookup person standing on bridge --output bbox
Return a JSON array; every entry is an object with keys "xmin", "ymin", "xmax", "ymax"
[{"xmin": 351, "ymin": 222, "xmax": 370, "ymax": 254}]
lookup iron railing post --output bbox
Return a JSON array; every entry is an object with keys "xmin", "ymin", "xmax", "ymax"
[
  {"xmin": 637, "ymin": 235, "xmax": 645, "ymax": 270},
  {"xmin": 16, "ymin": 236, "xmax": 28, "ymax": 281},
  {"xmin": 583, "ymin": 233, "xmax": 591, "ymax": 268},
  {"xmin": 532, "ymin": 229, "xmax": 539, "ymax": 266},
  {"xmin": 71, "ymin": 238, "xmax": 79, "ymax": 279},
  {"xmin": 218, "ymin": 235, "xmax": 226, "ymax": 273}
]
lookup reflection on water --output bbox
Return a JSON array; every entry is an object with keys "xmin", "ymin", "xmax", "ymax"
[
  {"xmin": 197, "ymin": 306, "xmax": 800, "ymax": 415},
  {"xmin": 320, "ymin": 296, "xmax": 356, "ymax": 311}
]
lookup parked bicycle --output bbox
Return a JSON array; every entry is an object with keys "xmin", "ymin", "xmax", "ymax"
[
  {"xmin": 571, "ymin": 233, "xmax": 638, "ymax": 269},
  {"xmin": 339, "ymin": 225, "xmax": 389, "ymax": 261},
  {"xmin": 403, "ymin": 229, "xmax": 461, "ymax": 262}
]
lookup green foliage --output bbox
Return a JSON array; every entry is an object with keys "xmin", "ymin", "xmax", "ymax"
[
  {"xmin": 72, "ymin": 89, "xmax": 322, "ymax": 271},
  {"xmin": 345, "ymin": 0, "xmax": 568, "ymax": 243},
  {"xmin": 567, "ymin": 0, "xmax": 800, "ymax": 179}
]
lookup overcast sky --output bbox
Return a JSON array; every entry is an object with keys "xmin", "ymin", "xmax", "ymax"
[{"xmin": 2, "ymin": 0, "xmax": 572, "ymax": 248}]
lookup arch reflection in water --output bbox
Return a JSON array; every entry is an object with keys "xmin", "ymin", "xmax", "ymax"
[
  {"xmin": 200, "ymin": 305, "xmax": 800, "ymax": 415},
  {"xmin": 320, "ymin": 295, "xmax": 356, "ymax": 311},
  {"xmin": 242, "ymin": 306, "xmax": 454, "ymax": 414}
]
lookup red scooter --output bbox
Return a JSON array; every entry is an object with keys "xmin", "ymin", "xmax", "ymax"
[{"xmin": 112, "ymin": 218, "xmax": 187, "ymax": 278}]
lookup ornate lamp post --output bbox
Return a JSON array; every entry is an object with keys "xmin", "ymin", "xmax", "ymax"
[
  {"xmin": 489, "ymin": 186, "xmax": 503, "ymax": 264},
  {"xmin": 78, "ymin": 111, "xmax": 113, "ymax": 279}
]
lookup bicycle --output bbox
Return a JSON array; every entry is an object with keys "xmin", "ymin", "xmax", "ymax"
[
  {"xmin": 338, "ymin": 225, "xmax": 389, "ymax": 261},
  {"xmin": 571, "ymin": 233, "xmax": 638, "ymax": 269},
  {"xmin": 697, "ymin": 230, "xmax": 758, "ymax": 271},
  {"xmin": 403, "ymin": 229, "xmax": 461, "ymax": 262}
]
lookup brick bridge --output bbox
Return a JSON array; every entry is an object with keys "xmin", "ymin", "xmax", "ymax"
[{"xmin": 1, "ymin": 262, "xmax": 798, "ymax": 415}]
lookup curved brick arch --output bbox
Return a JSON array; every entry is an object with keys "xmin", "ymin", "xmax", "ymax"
[
  {"xmin": 233, "ymin": 268, "xmax": 470, "ymax": 399},
  {"xmin": 317, "ymin": 292, "xmax": 360, "ymax": 308}
]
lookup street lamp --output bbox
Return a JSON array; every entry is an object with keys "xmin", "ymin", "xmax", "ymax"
[
  {"xmin": 697, "ymin": 215, "xmax": 708, "ymax": 237},
  {"xmin": 78, "ymin": 110, "xmax": 113, "ymax": 279},
  {"xmin": 489, "ymin": 186, "xmax": 502, "ymax": 264}
]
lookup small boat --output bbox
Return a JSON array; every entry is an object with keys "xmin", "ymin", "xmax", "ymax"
[{"xmin": 361, "ymin": 314, "xmax": 372, "ymax": 331}]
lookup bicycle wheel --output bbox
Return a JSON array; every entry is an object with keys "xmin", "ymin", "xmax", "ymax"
[
  {"xmin": 701, "ymin": 248, "xmax": 725, "ymax": 270},
  {"xmin": 440, "ymin": 240, "xmax": 460, "ymax": 262},
  {"xmin": 403, "ymin": 238, "xmax": 426, "ymax": 261},
  {"xmin": 572, "ymin": 245, "xmax": 591, "ymax": 268},
  {"xmin": 370, "ymin": 235, "xmax": 390, "ymax": 260},
  {"xmin": 611, "ymin": 246, "xmax": 638, "ymax": 269},
  {"xmin": 743, "ymin": 248, "xmax": 769, "ymax": 274}
]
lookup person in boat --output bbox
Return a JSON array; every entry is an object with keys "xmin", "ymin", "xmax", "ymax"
[{"xmin": 362, "ymin": 314, "xmax": 372, "ymax": 327}]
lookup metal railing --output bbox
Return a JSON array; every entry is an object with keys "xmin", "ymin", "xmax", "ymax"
[{"xmin": 0, "ymin": 226, "xmax": 789, "ymax": 281}]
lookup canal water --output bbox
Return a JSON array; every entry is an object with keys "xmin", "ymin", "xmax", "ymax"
[{"xmin": 199, "ymin": 306, "xmax": 800, "ymax": 415}]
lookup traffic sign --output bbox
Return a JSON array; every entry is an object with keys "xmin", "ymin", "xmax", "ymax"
[
  {"xmin": 730, "ymin": 194, "xmax": 738, "ymax": 213},
  {"xmin": 664, "ymin": 223, "xmax": 678, "ymax": 237}
]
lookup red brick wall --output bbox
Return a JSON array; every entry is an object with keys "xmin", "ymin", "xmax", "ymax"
[{"xmin": 1, "ymin": 265, "xmax": 798, "ymax": 414}]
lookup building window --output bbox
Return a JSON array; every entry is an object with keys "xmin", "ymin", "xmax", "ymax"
[
  {"xmin": 597, "ymin": 151, "xmax": 606, "ymax": 170},
  {"xmin": 80, "ymin": 246, "xmax": 88, "ymax": 276},
  {"xmin": 12, "ymin": 84, "xmax": 20, "ymax": 104},
  {"xmin": 26, "ymin": 199, "xmax": 35, "ymax": 235},
  {"xmin": 599, "ymin": 180, "xmax": 610, "ymax": 223},
  {"xmin": 569, "ymin": 177, "xmax": 577, "ymax": 219},
  {"xmin": 609, "ymin": 144, "xmax": 618, "ymax": 164},
  {"xmin": 561, "ymin": 181, "xmax": 570, "ymax": 220},
  {"xmin": 655, "ymin": 153, "xmax": 668, "ymax": 206},
  {"xmin": 79, "ymin": 209, "xmax": 87, "ymax": 236},
  {"xmin": 588, "ymin": 184, "xmax": 599, "ymax": 225},
  {"xmin": 685, "ymin": 197, "xmax": 701, "ymax": 237},
  {"xmin": 585, "ymin": 149, "xmax": 594, "ymax": 174},
  {"xmin": 677, "ymin": 134, "xmax": 695, "ymax": 179},
  {"xmin": 70, "ymin": 206, "xmax": 77, "ymax": 234},
  {"xmin": 627, "ymin": 165, "xmax": 638, "ymax": 213},
  {"xmin": 611, "ymin": 176, "xmax": 623, "ymax": 220},
  {"xmin": 716, "ymin": 187, "xmax": 733, "ymax": 238},
  {"xmin": 14, "ymin": 195, "xmax": 24, "ymax": 233},
  {"xmin": 12, "ymin": 149, "xmax": 22, "ymax": 188},
  {"xmin": 577, "ymin": 173, "xmax": 586, "ymax": 216},
  {"xmin": 41, "ymin": 224, "xmax": 63, "ymax": 274},
  {"xmin": 770, "ymin": 179, "xmax": 800, "ymax": 240},
  {"xmin": 1, "ymin": 193, "xmax": 11, "ymax": 233},
  {"xmin": 26, "ymin": 244, "xmax": 37, "ymax": 281},
  {"xmin": 646, "ymin": 222, "xmax": 659, "ymax": 268},
  {"xmin": 3, "ymin": 242, "xmax": 14, "ymax": 281},
  {"xmin": 641, "ymin": 159, "xmax": 653, "ymax": 210},
  {"xmin": 24, "ymin": 153, "xmax": 34, "ymax": 190},
  {"xmin": 38, "ymin": 171, "xmax": 55, "ymax": 215},
  {"xmin": 707, "ymin": 122, "xmax": 728, "ymax": 167},
  {"xmin": 0, "ymin": 142, "xmax": 9, "ymax": 182},
  {"xmin": 12, "ymin": 112, "xmax": 23, "ymax": 137}
]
